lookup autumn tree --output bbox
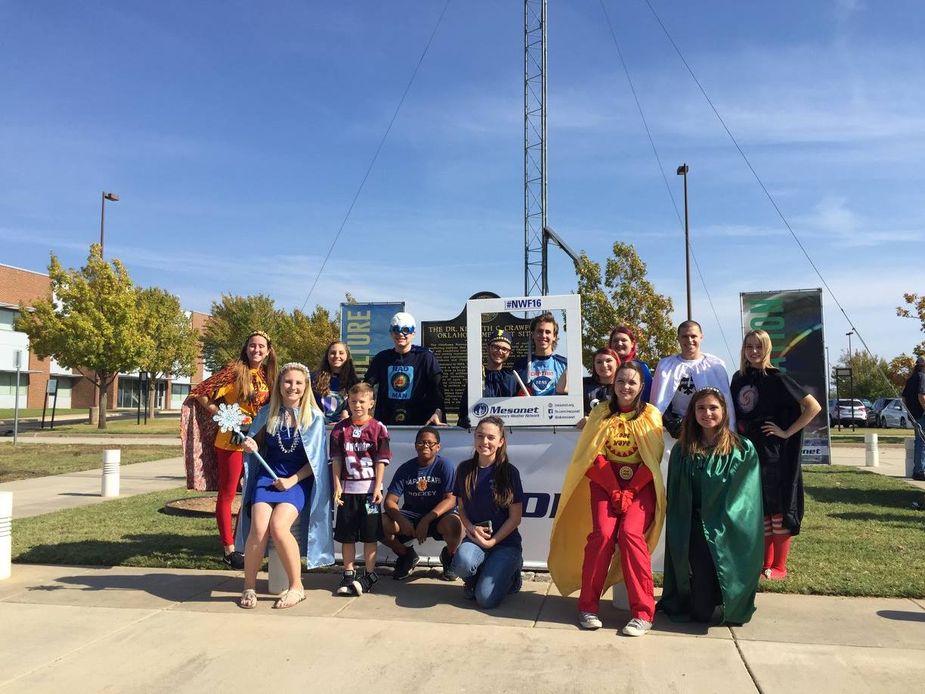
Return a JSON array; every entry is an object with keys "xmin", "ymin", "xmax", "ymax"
[
  {"xmin": 886, "ymin": 354, "xmax": 916, "ymax": 389},
  {"xmin": 576, "ymin": 242, "xmax": 676, "ymax": 368},
  {"xmin": 896, "ymin": 293, "xmax": 925, "ymax": 356},
  {"xmin": 15, "ymin": 245, "xmax": 142, "ymax": 429},
  {"xmin": 135, "ymin": 287, "xmax": 199, "ymax": 421}
]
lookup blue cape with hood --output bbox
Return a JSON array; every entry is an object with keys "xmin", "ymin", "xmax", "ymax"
[{"xmin": 234, "ymin": 403, "xmax": 334, "ymax": 569}]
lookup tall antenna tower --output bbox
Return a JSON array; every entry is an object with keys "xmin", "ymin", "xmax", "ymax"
[{"xmin": 524, "ymin": 0, "xmax": 547, "ymax": 296}]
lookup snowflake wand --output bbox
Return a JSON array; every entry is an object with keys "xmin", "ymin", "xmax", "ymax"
[{"xmin": 212, "ymin": 402, "xmax": 279, "ymax": 480}]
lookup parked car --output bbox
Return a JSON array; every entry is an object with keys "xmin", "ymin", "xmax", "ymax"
[
  {"xmin": 829, "ymin": 399, "xmax": 867, "ymax": 426},
  {"xmin": 869, "ymin": 398, "xmax": 911, "ymax": 429}
]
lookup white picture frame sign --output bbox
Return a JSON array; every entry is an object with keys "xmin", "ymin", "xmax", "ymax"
[{"xmin": 465, "ymin": 294, "xmax": 583, "ymax": 427}]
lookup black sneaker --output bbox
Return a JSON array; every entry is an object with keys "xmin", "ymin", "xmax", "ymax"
[
  {"xmin": 510, "ymin": 564, "xmax": 523, "ymax": 594},
  {"xmin": 392, "ymin": 547, "xmax": 420, "ymax": 581},
  {"xmin": 336, "ymin": 570, "xmax": 357, "ymax": 596},
  {"xmin": 223, "ymin": 551, "xmax": 245, "ymax": 570},
  {"xmin": 913, "ymin": 471, "xmax": 925, "ymax": 481},
  {"xmin": 440, "ymin": 546, "xmax": 457, "ymax": 581},
  {"xmin": 352, "ymin": 570, "xmax": 379, "ymax": 595}
]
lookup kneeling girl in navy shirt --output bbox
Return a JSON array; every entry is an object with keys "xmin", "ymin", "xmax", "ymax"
[{"xmin": 451, "ymin": 415, "xmax": 524, "ymax": 609}]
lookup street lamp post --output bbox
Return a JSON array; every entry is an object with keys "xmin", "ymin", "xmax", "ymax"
[
  {"xmin": 676, "ymin": 164, "xmax": 691, "ymax": 320},
  {"xmin": 99, "ymin": 191, "xmax": 120, "ymax": 257},
  {"xmin": 846, "ymin": 330, "xmax": 856, "ymax": 428}
]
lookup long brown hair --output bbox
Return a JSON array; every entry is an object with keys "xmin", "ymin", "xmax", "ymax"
[
  {"xmin": 457, "ymin": 416, "xmax": 515, "ymax": 508},
  {"xmin": 607, "ymin": 361, "xmax": 646, "ymax": 420},
  {"xmin": 234, "ymin": 331, "xmax": 278, "ymax": 404},
  {"xmin": 678, "ymin": 388, "xmax": 741, "ymax": 457},
  {"xmin": 314, "ymin": 340, "xmax": 359, "ymax": 395}
]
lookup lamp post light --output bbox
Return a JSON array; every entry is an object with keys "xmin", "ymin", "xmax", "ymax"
[
  {"xmin": 676, "ymin": 164, "xmax": 691, "ymax": 321},
  {"xmin": 99, "ymin": 192, "xmax": 120, "ymax": 258}
]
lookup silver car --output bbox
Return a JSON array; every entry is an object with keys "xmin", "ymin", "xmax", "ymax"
[{"xmin": 872, "ymin": 398, "xmax": 911, "ymax": 429}]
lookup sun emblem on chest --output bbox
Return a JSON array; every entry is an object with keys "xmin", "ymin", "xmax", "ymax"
[{"xmin": 603, "ymin": 419, "xmax": 639, "ymax": 459}]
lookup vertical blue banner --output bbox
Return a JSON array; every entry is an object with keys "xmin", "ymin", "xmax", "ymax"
[{"xmin": 340, "ymin": 302, "xmax": 404, "ymax": 375}]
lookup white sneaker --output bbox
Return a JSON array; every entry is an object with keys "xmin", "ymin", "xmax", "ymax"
[
  {"xmin": 578, "ymin": 612, "xmax": 603, "ymax": 630},
  {"xmin": 622, "ymin": 618, "xmax": 652, "ymax": 637}
]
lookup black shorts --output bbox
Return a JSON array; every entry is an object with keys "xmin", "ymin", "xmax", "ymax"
[
  {"xmin": 395, "ymin": 510, "xmax": 459, "ymax": 544},
  {"xmin": 334, "ymin": 493, "xmax": 383, "ymax": 544}
]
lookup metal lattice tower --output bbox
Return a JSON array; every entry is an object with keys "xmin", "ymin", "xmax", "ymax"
[{"xmin": 524, "ymin": 0, "xmax": 547, "ymax": 296}]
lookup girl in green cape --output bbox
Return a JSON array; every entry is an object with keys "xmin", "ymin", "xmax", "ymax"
[{"xmin": 658, "ymin": 387, "xmax": 763, "ymax": 625}]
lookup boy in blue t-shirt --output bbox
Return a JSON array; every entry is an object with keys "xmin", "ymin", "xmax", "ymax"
[
  {"xmin": 382, "ymin": 426, "xmax": 462, "ymax": 581},
  {"xmin": 514, "ymin": 312, "xmax": 568, "ymax": 396}
]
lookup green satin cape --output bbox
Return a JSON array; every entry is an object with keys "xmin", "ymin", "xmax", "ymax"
[{"xmin": 658, "ymin": 438, "xmax": 763, "ymax": 625}]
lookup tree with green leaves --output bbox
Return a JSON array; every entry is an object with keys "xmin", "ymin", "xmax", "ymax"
[
  {"xmin": 275, "ymin": 305, "xmax": 339, "ymax": 370},
  {"xmin": 576, "ymin": 242, "xmax": 676, "ymax": 369},
  {"xmin": 200, "ymin": 294, "xmax": 285, "ymax": 373},
  {"xmin": 834, "ymin": 350, "xmax": 894, "ymax": 401},
  {"xmin": 896, "ymin": 293, "xmax": 925, "ymax": 356},
  {"xmin": 200, "ymin": 294, "xmax": 339, "ymax": 374},
  {"xmin": 135, "ymin": 287, "xmax": 199, "ymax": 421},
  {"xmin": 15, "ymin": 245, "xmax": 142, "ymax": 429}
]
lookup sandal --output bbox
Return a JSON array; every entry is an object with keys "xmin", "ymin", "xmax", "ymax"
[
  {"xmin": 239, "ymin": 588, "xmax": 258, "ymax": 609},
  {"xmin": 273, "ymin": 588, "xmax": 306, "ymax": 609}
]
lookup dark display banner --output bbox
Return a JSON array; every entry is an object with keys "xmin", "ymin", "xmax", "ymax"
[
  {"xmin": 421, "ymin": 292, "xmax": 531, "ymax": 421},
  {"xmin": 740, "ymin": 289, "xmax": 831, "ymax": 464}
]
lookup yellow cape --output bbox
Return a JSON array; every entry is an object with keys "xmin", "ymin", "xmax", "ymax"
[{"xmin": 547, "ymin": 403, "xmax": 666, "ymax": 597}]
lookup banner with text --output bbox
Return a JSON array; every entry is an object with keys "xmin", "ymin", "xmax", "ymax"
[
  {"xmin": 340, "ymin": 302, "xmax": 405, "ymax": 375},
  {"xmin": 740, "ymin": 288, "xmax": 831, "ymax": 464}
]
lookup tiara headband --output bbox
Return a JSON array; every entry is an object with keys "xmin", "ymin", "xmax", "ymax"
[
  {"xmin": 280, "ymin": 362, "xmax": 309, "ymax": 375},
  {"xmin": 696, "ymin": 386, "xmax": 724, "ymax": 398},
  {"xmin": 247, "ymin": 330, "xmax": 271, "ymax": 342}
]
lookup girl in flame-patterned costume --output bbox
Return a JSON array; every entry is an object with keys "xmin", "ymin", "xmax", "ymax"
[
  {"xmin": 548, "ymin": 361, "xmax": 666, "ymax": 636},
  {"xmin": 181, "ymin": 330, "xmax": 277, "ymax": 567}
]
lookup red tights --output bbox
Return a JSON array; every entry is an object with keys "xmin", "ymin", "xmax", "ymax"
[
  {"xmin": 578, "ymin": 479, "xmax": 656, "ymax": 620},
  {"xmin": 215, "ymin": 447, "xmax": 244, "ymax": 546}
]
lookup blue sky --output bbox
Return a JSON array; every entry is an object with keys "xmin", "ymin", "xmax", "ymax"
[{"xmin": 2, "ymin": 0, "xmax": 922, "ymax": 367}]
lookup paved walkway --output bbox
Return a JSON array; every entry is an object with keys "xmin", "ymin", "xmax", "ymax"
[
  {"xmin": 0, "ymin": 564, "xmax": 922, "ymax": 692},
  {"xmin": 1, "ymin": 442, "xmax": 924, "ymax": 692},
  {"xmin": 1, "ymin": 458, "xmax": 185, "ymax": 519}
]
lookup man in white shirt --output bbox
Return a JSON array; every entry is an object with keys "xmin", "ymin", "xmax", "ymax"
[{"xmin": 651, "ymin": 320, "xmax": 735, "ymax": 438}]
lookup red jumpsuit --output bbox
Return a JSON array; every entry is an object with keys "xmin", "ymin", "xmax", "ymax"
[{"xmin": 577, "ymin": 414, "xmax": 656, "ymax": 620}]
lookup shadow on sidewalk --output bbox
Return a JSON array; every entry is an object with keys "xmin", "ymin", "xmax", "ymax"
[
  {"xmin": 34, "ymin": 570, "xmax": 238, "ymax": 603},
  {"xmin": 877, "ymin": 610, "xmax": 925, "ymax": 623}
]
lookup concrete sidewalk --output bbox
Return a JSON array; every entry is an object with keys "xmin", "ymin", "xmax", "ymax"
[
  {"xmin": 0, "ymin": 564, "xmax": 923, "ymax": 692},
  {"xmin": 0, "ymin": 457, "xmax": 185, "ymax": 519}
]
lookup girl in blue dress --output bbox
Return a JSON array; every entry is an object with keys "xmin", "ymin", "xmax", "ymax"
[{"xmin": 238, "ymin": 362, "xmax": 331, "ymax": 609}]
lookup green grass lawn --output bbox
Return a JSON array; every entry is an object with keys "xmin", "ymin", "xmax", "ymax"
[
  {"xmin": 10, "ymin": 467, "xmax": 925, "ymax": 597},
  {"xmin": 35, "ymin": 415, "xmax": 181, "ymax": 436},
  {"xmin": 0, "ymin": 407, "xmax": 85, "ymax": 419},
  {"xmin": 0, "ymin": 444, "xmax": 182, "ymax": 482}
]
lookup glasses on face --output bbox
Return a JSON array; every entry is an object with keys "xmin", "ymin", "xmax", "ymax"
[
  {"xmin": 489, "ymin": 343, "xmax": 511, "ymax": 354},
  {"xmin": 390, "ymin": 326, "xmax": 414, "ymax": 335},
  {"xmin": 415, "ymin": 440, "xmax": 439, "ymax": 449}
]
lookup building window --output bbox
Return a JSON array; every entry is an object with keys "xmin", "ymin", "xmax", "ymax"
[
  {"xmin": 0, "ymin": 372, "xmax": 29, "ymax": 396},
  {"xmin": 0, "ymin": 308, "xmax": 18, "ymax": 331}
]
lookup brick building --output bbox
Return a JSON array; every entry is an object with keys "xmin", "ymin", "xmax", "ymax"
[{"xmin": 0, "ymin": 262, "xmax": 208, "ymax": 411}]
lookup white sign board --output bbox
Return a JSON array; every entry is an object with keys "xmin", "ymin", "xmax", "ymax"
[{"xmin": 464, "ymin": 294, "xmax": 583, "ymax": 427}]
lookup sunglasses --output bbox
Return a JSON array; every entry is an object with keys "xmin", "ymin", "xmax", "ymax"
[{"xmin": 390, "ymin": 326, "xmax": 414, "ymax": 335}]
